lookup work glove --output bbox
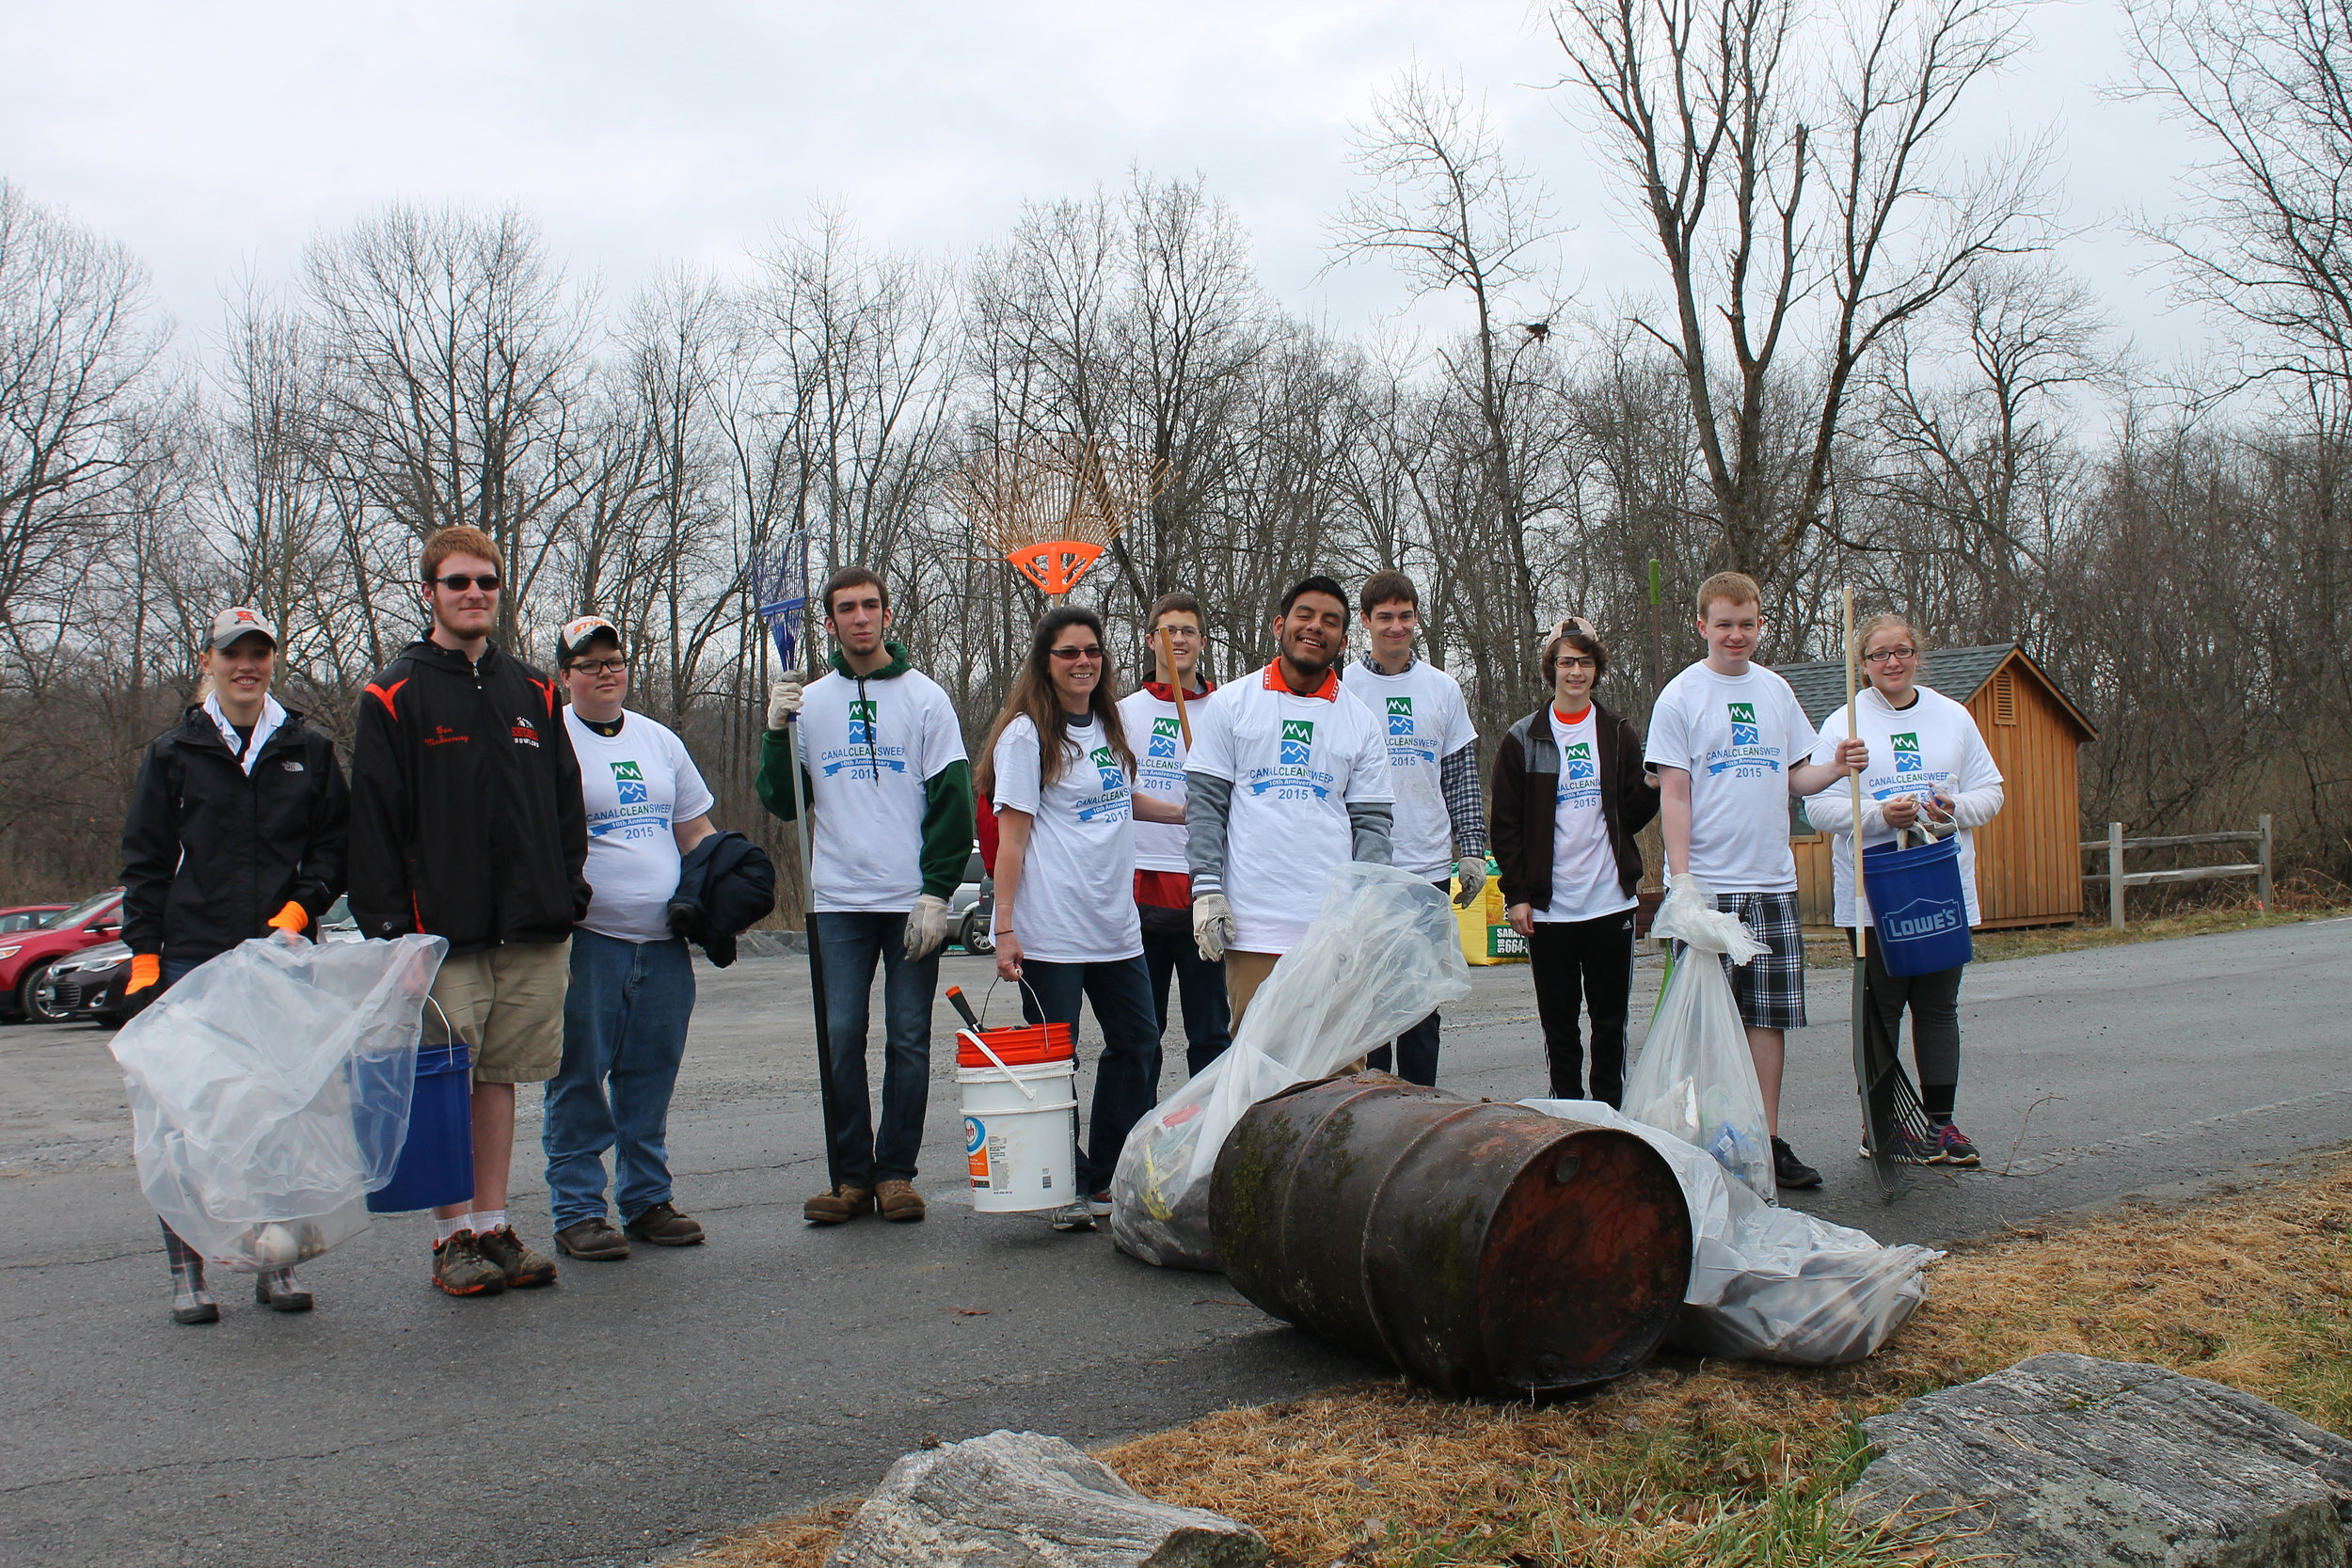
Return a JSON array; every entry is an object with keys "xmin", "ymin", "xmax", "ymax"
[
  {"xmin": 126, "ymin": 953, "xmax": 161, "ymax": 996},
  {"xmin": 267, "ymin": 900, "xmax": 309, "ymax": 936},
  {"xmin": 904, "ymin": 894, "xmax": 951, "ymax": 959},
  {"xmin": 1453, "ymin": 857, "xmax": 1487, "ymax": 910},
  {"xmin": 767, "ymin": 673, "xmax": 804, "ymax": 731},
  {"xmin": 1192, "ymin": 892, "xmax": 1235, "ymax": 963}
]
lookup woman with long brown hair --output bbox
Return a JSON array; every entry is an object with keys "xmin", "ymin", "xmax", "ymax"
[{"xmin": 976, "ymin": 605, "xmax": 1184, "ymax": 1232}]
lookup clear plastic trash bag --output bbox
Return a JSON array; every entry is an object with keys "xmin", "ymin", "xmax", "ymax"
[
  {"xmin": 1110, "ymin": 862, "xmax": 1472, "ymax": 1270},
  {"xmin": 1623, "ymin": 876, "xmax": 1777, "ymax": 1203},
  {"xmin": 1522, "ymin": 1099, "xmax": 1942, "ymax": 1365},
  {"xmin": 111, "ymin": 932, "xmax": 448, "ymax": 1272}
]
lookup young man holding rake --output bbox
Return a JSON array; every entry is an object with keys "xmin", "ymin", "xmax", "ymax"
[{"xmin": 1645, "ymin": 572, "xmax": 1867, "ymax": 1192}]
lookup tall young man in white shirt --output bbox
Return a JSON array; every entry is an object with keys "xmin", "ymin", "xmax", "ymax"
[
  {"xmin": 542, "ymin": 615, "xmax": 718, "ymax": 1261},
  {"xmin": 1185, "ymin": 575, "xmax": 1393, "ymax": 1027},
  {"xmin": 1115, "ymin": 592, "xmax": 1228, "ymax": 1080},
  {"xmin": 1340, "ymin": 571, "xmax": 1486, "ymax": 1085},
  {"xmin": 1645, "ymin": 571, "xmax": 1867, "ymax": 1191},
  {"xmin": 759, "ymin": 567, "xmax": 975, "ymax": 1227}
]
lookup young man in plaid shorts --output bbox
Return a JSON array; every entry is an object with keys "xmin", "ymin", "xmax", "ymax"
[{"xmin": 1645, "ymin": 572, "xmax": 1867, "ymax": 1190}]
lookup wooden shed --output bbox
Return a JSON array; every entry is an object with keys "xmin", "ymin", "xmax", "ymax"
[{"xmin": 1772, "ymin": 642, "xmax": 2098, "ymax": 929}]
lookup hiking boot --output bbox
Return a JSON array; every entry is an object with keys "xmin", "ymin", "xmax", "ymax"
[
  {"xmin": 874, "ymin": 1180, "xmax": 926, "ymax": 1223},
  {"xmin": 432, "ymin": 1231, "xmax": 507, "ymax": 1297},
  {"xmin": 475, "ymin": 1225, "xmax": 558, "ymax": 1289},
  {"xmin": 1933, "ymin": 1123, "xmax": 1981, "ymax": 1167},
  {"xmin": 1772, "ymin": 1136, "xmax": 1823, "ymax": 1191},
  {"xmin": 804, "ymin": 1185, "xmax": 874, "ymax": 1225},
  {"xmin": 1087, "ymin": 1190, "xmax": 1114, "ymax": 1219},
  {"xmin": 1049, "ymin": 1200, "xmax": 1097, "ymax": 1232},
  {"xmin": 555, "ymin": 1217, "xmax": 631, "ymax": 1260},
  {"xmin": 624, "ymin": 1202, "xmax": 706, "ymax": 1246},
  {"xmin": 256, "ymin": 1268, "xmax": 313, "ymax": 1312}
]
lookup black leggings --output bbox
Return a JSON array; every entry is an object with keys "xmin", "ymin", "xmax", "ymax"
[
  {"xmin": 1851, "ymin": 929, "xmax": 1963, "ymax": 1089},
  {"xmin": 1527, "ymin": 911, "xmax": 1637, "ymax": 1105}
]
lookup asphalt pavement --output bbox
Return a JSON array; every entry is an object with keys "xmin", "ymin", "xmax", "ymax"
[{"xmin": 2, "ymin": 918, "xmax": 2347, "ymax": 1566}]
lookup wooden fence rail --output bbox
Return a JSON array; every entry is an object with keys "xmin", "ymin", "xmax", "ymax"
[{"xmin": 2079, "ymin": 816, "xmax": 2272, "ymax": 929}]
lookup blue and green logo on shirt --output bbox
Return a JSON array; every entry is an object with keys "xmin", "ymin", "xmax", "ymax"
[
  {"xmin": 1891, "ymin": 731, "xmax": 1924, "ymax": 774},
  {"xmin": 1280, "ymin": 718, "xmax": 1314, "ymax": 767},
  {"xmin": 1727, "ymin": 701, "xmax": 1759, "ymax": 748},
  {"xmin": 611, "ymin": 759, "xmax": 646, "ymax": 805},
  {"xmin": 847, "ymin": 699, "xmax": 876, "ymax": 747},
  {"xmin": 1386, "ymin": 695, "xmax": 1413, "ymax": 736}
]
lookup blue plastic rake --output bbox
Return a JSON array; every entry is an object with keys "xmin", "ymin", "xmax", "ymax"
[{"xmin": 753, "ymin": 530, "xmax": 811, "ymax": 668}]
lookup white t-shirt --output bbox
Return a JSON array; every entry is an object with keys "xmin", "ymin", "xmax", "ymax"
[
  {"xmin": 1644, "ymin": 661, "xmax": 1816, "ymax": 894},
  {"xmin": 1117, "ymin": 686, "xmax": 1211, "ymax": 875},
  {"xmin": 1340, "ymin": 658, "xmax": 1477, "ymax": 879},
  {"xmin": 1539, "ymin": 706, "xmax": 1637, "ymax": 924},
  {"xmin": 1184, "ymin": 665, "xmax": 1392, "ymax": 954},
  {"xmin": 1804, "ymin": 686, "xmax": 2004, "ymax": 927},
  {"xmin": 565, "ymin": 708, "xmax": 718, "ymax": 943},
  {"xmin": 800, "ymin": 665, "xmax": 968, "ymax": 913},
  {"xmin": 991, "ymin": 712, "xmax": 1143, "ymax": 964}
]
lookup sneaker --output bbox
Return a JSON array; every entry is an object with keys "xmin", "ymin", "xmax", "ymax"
[
  {"xmin": 1933, "ymin": 1123, "xmax": 1981, "ymax": 1167},
  {"xmin": 255, "ymin": 1268, "xmax": 314, "ymax": 1312},
  {"xmin": 432, "ymin": 1231, "xmax": 507, "ymax": 1297},
  {"xmin": 804, "ymin": 1184, "xmax": 875, "ymax": 1225},
  {"xmin": 1087, "ymin": 1190, "xmax": 1114, "ymax": 1219},
  {"xmin": 873, "ymin": 1180, "xmax": 926, "ymax": 1223},
  {"xmin": 474, "ymin": 1225, "xmax": 558, "ymax": 1290},
  {"xmin": 1856, "ymin": 1126, "xmax": 1938, "ymax": 1165},
  {"xmin": 624, "ymin": 1201, "xmax": 706, "ymax": 1246},
  {"xmin": 1049, "ymin": 1200, "xmax": 1097, "ymax": 1232},
  {"xmin": 555, "ymin": 1217, "xmax": 631, "ymax": 1259},
  {"xmin": 1772, "ymin": 1136, "xmax": 1824, "ymax": 1191}
]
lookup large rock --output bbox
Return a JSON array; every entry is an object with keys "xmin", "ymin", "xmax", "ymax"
[
  {"xmin": 1846, "ymin": 1353, "xmax": 2352, "ymax": 1565},
  {"xmin": 824, "ymin": 1429, "xmax": 1268, "ymax": 1568}
]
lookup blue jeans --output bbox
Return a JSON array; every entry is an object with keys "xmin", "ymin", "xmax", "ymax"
[
  {"xmin": 815, "ymin": 911, "xmax": 939, "ymax": 1187},
  {"xmin": 542, "ymin": 931, "xmax": 696, "ymax": 1229},
  {"xmin": 1020, "ymin": 954, "xmax": 1159, "ymax": 1195},
  {"xmin": 1141, "ymin": 926, "xmax": 1232, "ymax": 1082}
]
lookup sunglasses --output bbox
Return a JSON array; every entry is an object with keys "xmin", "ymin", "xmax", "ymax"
[
  {"xmin": 1049, "ymin": 644, "xmax": 1104, "ymax": 661},
  {"xmin": 568, "ymin": 657, "xmax": 628, "ymax": 675},
  {"xmin": 429, "ymin": 574, "xmax": 501, "ymax": 593}
]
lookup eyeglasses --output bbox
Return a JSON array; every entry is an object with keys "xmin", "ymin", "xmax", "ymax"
[
  {"xmin": 1157, "ymin": 626, "xmax": 1202, "ymax": 641},
  {"xmin": 1862, "ymin": 646, "xmax": 1917, "ymax": 663},
  {"xmin": 1049, "ymin": 645, "xmax": 1104, "ymax": 662},
  {"xmin": 429, "ymin": 574, "xmax": 501, "ymax": 593},
  {"xmin": 568, "ymin": 658, "xmax": 628, "ymax": 675},
  {"xmin": 1551, "ymin": 656, "xmax": 1597, "ymax": 673}
]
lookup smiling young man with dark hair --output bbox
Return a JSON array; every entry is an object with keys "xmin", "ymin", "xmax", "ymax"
[
  {"xmin": 349, "ymin": 525, "xmax": 589, "ymax": 1298},
  {"xmin": 1184, "ymin": 576, "xmax": 1392, "ymax": 1028}
]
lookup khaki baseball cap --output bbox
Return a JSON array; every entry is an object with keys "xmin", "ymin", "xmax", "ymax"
[{"xmin": 209, "ymin": 606, "xmax": 279, "ymax": 651}]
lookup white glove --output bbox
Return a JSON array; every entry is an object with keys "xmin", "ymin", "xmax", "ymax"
[
  {"xmin": 767, "ymin": 674, "xmax": 804, "ymax": 731},
  {"xmin": 904, "ymin": 894, "xmax": 951, "ymax": 959},
  {"xmin": 1193, "ymin": 892, "xmax": 1235, "ymax": 963},
  {"xmin": 1453, "ymin": 857, "xmax": 1487, "ymax": 909}
]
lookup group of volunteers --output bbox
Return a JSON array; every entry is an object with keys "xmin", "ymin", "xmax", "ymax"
[{"xmin": 117, "ymin": 527, "xmax": 2002, "ymax": 1323}]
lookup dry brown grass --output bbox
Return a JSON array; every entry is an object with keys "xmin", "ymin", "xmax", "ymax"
[
  {"xmin": 1803, "ymin": 891, "xmax": 2350, "ymax": 970},
  {"xmin": 684, "ymin": 1152, "xmax": 2352, "ymax": 1568}
]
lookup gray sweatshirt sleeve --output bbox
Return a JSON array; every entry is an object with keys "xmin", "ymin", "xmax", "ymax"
[
  {"xmin": 1347, "ymin": 801, "xmax": 1393, "ymax": 864},
  {"xmin": 1186, "ymin": 773, "xmax": 1233, "ymax": 893}
]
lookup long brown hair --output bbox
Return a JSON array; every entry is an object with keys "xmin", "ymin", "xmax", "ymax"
[{"xmin": 976, "ymin": 605, "xmax": 1136, "ymax": 798}]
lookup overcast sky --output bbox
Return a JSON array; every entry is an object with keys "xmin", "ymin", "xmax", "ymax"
[{"xmin": 5, "ymin": 0, "xmax": 2211, "ymax": 373}]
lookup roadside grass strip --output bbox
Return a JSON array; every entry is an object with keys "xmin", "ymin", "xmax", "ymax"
[
  {"xmin": 688, "ymin": 1150, "xmax": 2352, "ymax": 1567},
  {"xmin": 1802, "ymin": 892, "xmax": 2350, "ymax": 970}
]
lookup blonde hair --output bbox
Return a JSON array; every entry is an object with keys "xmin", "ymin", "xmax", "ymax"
[{"xmin": 1694, "ymin": 571, "xmax": 1761, "ymax": 620}]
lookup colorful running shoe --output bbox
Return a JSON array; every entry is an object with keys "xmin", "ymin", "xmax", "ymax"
[{"xmin": 1933, "ymin": 1123, "xmax": 1981, "ymax": 1166}]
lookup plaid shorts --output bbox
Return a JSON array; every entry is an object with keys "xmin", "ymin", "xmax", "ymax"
[{"xmin": 1713, "ymin": 890, "xmax": 1806, "ymax": 1031}]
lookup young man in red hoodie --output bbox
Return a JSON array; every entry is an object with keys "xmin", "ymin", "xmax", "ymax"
[{"xmin": 1115, "ymin": 593, "xmax": 1225, "ymax": 1082}]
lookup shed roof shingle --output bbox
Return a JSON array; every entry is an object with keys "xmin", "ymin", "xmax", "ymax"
[{"xmin": 1768, "ymin": 641, "xmax": 2093, "ymax": 738}]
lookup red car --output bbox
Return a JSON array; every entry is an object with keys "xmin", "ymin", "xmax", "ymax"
[
  {"xmin": 1, "ymin": 888, "xmax": 125, "ymax": 1023},
  {"xmin": 0, "ymin": 904, "xmax": 69, "ymax": 935}
]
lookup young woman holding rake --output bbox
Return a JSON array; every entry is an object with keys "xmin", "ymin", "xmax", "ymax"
[{"xmin": 977, "ymin": 606, "xmax": 1185, "ymax": 1233}]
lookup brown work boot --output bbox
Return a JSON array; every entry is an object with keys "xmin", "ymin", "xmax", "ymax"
[
  {"xmin": 624, "ymin": 1201, "xmax": 706, "ymax": 1246},
  {"xmin": 803, "ymin": 1184, "xmax": 874, "ymax": 1225},
  {"xmin": 554, "ymin": 1217, "xmax": 630, "ymax": 1260},
  {"xmin": 475, "ymin": 1225, "xmax": 559, "ymax": 1289},
  {"xmin": 432, "ymin": 1230, "xmax": 507, "ymax": 1297},
  {"xmin": 874, "ymin": 1180, "xmax": 926, "ymax": 1223}
]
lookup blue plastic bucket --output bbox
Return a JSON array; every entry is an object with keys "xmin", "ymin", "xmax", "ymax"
[
  {"xmin": 366, "ymin": 1039, "xmax": 474, "ymax": 1213},
  {"xmin": 1861, "ymin": 835, "xmax": 1974, "ymax": 977}
]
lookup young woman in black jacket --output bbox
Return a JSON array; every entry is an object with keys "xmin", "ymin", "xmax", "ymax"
[
  {"xmin": 1486, "ymin": 621, "xmax": 1659, "ymax": 1104},
  {"xmin": 119, "ymin": 607, "xmax": 350, "ymax": 1323}
]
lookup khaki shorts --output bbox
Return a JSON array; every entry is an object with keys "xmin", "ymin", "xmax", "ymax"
[{"xmin": 426, "ymin": 939, "xmax": 572, "ymax": 1085}]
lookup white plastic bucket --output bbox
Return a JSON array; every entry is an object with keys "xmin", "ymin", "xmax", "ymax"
[{"xmin": 959, "ymin": 1053, "xmax": 1079, "ymax": 1213}]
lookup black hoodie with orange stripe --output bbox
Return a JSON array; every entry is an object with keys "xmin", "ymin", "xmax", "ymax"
[{"xmin": 348, "ymin": 637, "xmax": 590, "ymax": 954}]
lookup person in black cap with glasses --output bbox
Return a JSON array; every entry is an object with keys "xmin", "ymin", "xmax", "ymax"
[{"xmin": 120, "ymin": 604, "xmax": 350, "ymax": 1323}]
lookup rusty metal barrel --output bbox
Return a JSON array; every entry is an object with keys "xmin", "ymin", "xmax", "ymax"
[{"xmin": 1208, "ymin": 1073, "xmax": 1692, "ymax": 1397}]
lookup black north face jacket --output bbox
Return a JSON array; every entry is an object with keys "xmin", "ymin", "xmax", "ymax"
[
  {"xmin": 119, "ymin": 706, "xmax": 351, "ymax": 966},
  {"xmin": 347, "ymin": 638, "xmax": 589, "ymax": 955}
]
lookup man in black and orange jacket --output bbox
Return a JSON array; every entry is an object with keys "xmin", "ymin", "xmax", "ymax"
[{"xmin": 349, "ymin": 524, "xmax": 589, "ymax": 1300}]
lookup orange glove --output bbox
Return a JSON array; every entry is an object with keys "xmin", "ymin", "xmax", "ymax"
[
  {"xmin": 127, "ymin": 954, "xmax": 161, "ymax": 994},
  {"xmin": 267, "ymin": 900, "xmax": 309, "ymax": 935}
]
